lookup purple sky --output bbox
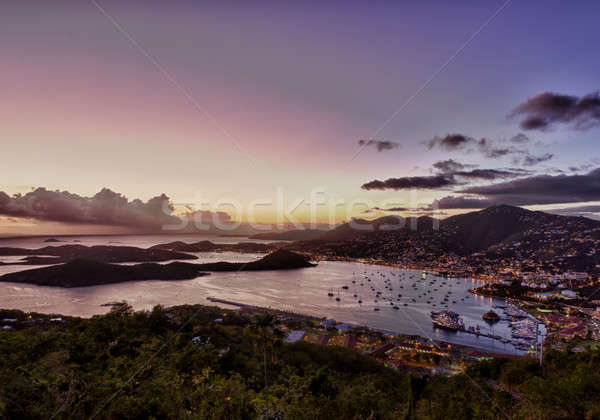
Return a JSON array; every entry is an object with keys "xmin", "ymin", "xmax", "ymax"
[{"xmin": 1, "ymin": 0, "xmax": 600, "ymax": 232}]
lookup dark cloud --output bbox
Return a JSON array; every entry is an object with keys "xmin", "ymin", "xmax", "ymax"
[
  {"xmin": 458, "ymin": 168, "xmax": 600, "ymax": 205},
  {"xmin": 0, "ymin": 187, "xmax": 182, "ymax": 229},
  {"xmin": 520, "ymin": 117, "xmax": 548, "ymax": 130},
  {"xmin": 432, "ymin": 159, "xmax": 529, "ymax": 180},
  {"xmin": 570, "ymin": 163, "xmax": 596, "ymax": 172},
  {"xmin": 503, "ymin": 167, "xmax": 534, "ymax": 176},
  {"xmin": 358, "ymin": 139, "xmax": 400, "ymax": 151},
  {"xmin": 510, "ymin": 91, "xmax": 600, "ymax": 131},
  {"xmin": 372, "ymin": 206, "xmax": 409, "ymax": 212},
  {"xmin": 425, "ymin": 133, "xmax": 524, "ymax": 159},
  {"xmin": 453, "ymin": 168, "xmax": 526, "ymax": 180},
  {"xmin": 509, "ymin": 133, "xmax": 531, "ymax": 144},
  {"xmin": 431, "ymin": 196, "xmax": 495, "ymax": 209},
  {"xmin": 483, "ymin": 146, "xmax": 518, "ymax": 158},
  {"xmin": 432, "ymin": 159, "xmax": 476, "ymax": 173},
  {"xmin": 425, "ymin": 134, "xmax": 482, "ymax": 151},
  {"xmin": 361, "ymin": 174, "xmax": 456, "ymax": 190},
  {"xmin": 522, "ymin": 152, "xmax": 553, "ymax": 166},
  {"xmin": 362, "ymin": 161, "xmax": 529, "ymax": 192}
]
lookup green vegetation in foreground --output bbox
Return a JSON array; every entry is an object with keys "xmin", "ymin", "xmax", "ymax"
[{"xmin": 1, "ymin": 304, "xmax": 600, "ymax": 419}]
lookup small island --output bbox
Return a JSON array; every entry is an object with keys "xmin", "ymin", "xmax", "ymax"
[
  {"xmin": 150, "ymin": 240, "xmax": 275, "ymax": 253},
  {"xmin": 0, "ymin": 244, "xmax": 198, "ymax": 265}
]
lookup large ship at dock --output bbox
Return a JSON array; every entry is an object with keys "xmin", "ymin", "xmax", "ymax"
[{"xmin": 431, "ymin": 310, "xmax": 464, "ymax": 331}]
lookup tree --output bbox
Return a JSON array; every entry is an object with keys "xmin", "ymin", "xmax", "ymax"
[{"xmin": 252, "ymin": 313, "xmax": 277, "ymax": 419}]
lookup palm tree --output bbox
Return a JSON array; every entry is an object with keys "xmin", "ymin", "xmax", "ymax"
[{"xmin": 252, "ymin": 313, "xmax": 277, "ymax": 419}]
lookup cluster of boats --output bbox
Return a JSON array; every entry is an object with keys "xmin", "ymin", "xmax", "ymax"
[
  {"xmin": 430, "ymin": 309, "xmax": 520, "ymax": 346},
  {"xmin": 326, "ymin": 269, "xmax": 468, "ymax": 311},
  {"xmin": 488, "ymin": 304, "xmax": 541, "ymax": 350},
  {"xmin": 503, "ymin": 304, "xmax": 539, "ymax": 350},
  {"xmin": 502, "ymin": 304, "xmax": 530, "ymax": 318}
]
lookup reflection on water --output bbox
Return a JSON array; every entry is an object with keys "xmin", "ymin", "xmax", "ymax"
[{"xmin": 0, "ymin": 235, "xmax": 521, "ymax": 354}]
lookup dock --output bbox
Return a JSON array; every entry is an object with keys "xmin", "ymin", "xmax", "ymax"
[{"xmin": 206, "ymin": 297, "xmax": 322, "ymax": 321}]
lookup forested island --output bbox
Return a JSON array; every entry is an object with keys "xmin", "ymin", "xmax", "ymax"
[
  {"xmin": 0, "ymin": 250, "xmax": 315, "ymax": 287},
  {"xmin": 0, "ymin": 241, "xmax": 279, "ymax": 266}
]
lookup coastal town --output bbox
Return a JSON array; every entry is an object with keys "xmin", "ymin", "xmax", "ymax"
[{"xmin": 279, "ymin": 206, "xmax": 600, "ymax": 358}]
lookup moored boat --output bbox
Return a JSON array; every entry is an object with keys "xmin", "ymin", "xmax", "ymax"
[{"xmin": 483, "ymin": 310, "xmax": 500, "ymax": 322}]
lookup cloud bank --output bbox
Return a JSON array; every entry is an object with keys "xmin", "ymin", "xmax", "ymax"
[
  {"xmin": 458, "ymin": 168, "xmax": 600, "ymax": 206},
  {"xmin": 361, "ymin": 162, "xmax": 528, "ymax": 191},
  {"xmin": 361, "ymin": 174, "xmax": 455, "ymax": 190},
  {"xmin": 358, "ymin": 139, "xmax": 400, "ymax": 151},
  {"xmin": 0, "ymin": 188, "xmax": 182, "ymax": 229},
  {"xmin": 425, "ymin": 132, "xmax": 552, "ymax": 167},
  {"xmin": 522, "ymin": 152, "xmax": 553, "ymax": 166},
  {"xmin": 432, "ymin": 159, "xmax": 476, "ymax": 173}
]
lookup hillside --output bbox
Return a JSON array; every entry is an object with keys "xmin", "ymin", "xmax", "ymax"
[
  {"xmin": 441, "ymin": 205, "xmax": 600, "ymax": 253},
  {"xmin": 1, "ymin": 304, "xmax": 600, "ymax": 418},
  {"xmin": 284, "ymin": 205, "xmax": 600, "ymax": 274},
  {"xmin": 302, "ymin": 205, "xmax": 599, "ymax": 254}
]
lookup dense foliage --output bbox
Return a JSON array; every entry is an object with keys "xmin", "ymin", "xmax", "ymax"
[{"xmin": 1, "ymin": 305, "xmax": 600, "ymax": 419}]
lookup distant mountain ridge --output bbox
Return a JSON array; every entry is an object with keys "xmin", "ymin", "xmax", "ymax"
[
  {"xmin": 149, "ymin": 240, "xmax": 274, "ymax": 253},
  {"xmin": 285, "ymin": 205, "xmax": 600, "ymax": 257},
  {"xmin": 249, "ymin": 230, "xmax": 327, "ymax": 241},
  {"xmin": 0, "ymin": 244, "xmax": 197, "ymax": 264}
]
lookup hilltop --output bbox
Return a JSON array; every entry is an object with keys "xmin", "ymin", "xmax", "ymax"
[{"xmin": 442, "ymin": 204, "xmax": 600, "ymax": 253}]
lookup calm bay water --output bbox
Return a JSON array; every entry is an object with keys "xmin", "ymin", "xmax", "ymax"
[{"xmin": 0, "ymin": 234, "xmax": 522, "ymax": 354}]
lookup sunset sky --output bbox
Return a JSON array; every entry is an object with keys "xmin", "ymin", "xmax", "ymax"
[{"xmin": 1, "ymin": 0, "xmax": 600, "ymax": 234}]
